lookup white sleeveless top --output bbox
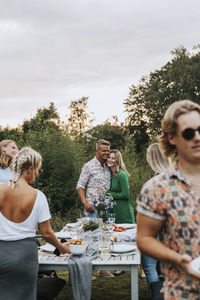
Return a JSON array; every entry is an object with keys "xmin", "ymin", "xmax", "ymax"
[{"xmin": 0, "ymin": 190, "xmax": 51, "ymax": 241}]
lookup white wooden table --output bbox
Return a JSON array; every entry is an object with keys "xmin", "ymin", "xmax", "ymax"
[{"xmin": 38, "ymin": 248, "xmax": 140, "ymax": 300}]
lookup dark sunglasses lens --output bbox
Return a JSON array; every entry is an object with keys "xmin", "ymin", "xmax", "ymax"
[{"xmin": 182, "ymin": 128, "xmax": 195, "ymax": 140}]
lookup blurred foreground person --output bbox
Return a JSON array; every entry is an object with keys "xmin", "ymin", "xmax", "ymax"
[
  {"xmin": 137, "ymin": 100, "xmax": 200, "ymax": 299},
  {"xmin": 0, "ymin": 139, "xmax": 18, "ymax": 183},
  {"xmin": 0, "ymin": 147, "xmax": 70, "ymax": 300}
]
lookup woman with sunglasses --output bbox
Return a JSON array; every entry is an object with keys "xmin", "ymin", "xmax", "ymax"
[
  {"xmin": 0, "ymin": 140, "xmax": 18, "ymax": 183},
  {"xmin": 0, "ymin": 147, "xmax": 70, "ymax": 300}
]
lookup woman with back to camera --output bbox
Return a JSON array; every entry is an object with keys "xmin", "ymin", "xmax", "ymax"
[
  {"xmin": 0, "ymin": 147, "xmax": 70, "ymax": 300},
  {"xmin": 141, "ymin": 143, "xmax": 171, "ymax": 299},
  {"xmin": 0, "ymin": 139, "xmax": 18, "ymax": 183},
  {"xmin": 106, "ymin": 149, "xmax": 135, "ymax": 224}
]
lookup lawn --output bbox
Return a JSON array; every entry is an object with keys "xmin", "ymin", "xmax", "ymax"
[{"xmin": 54, "ymin": 269, "xmax": 151, "ymax": 300}]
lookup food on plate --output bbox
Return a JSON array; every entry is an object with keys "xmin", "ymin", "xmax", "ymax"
[
  {"xmin": 113, "ymin": 235, "xmax": 117, "ymax": 242},
  {"xmin": 102, "ymin": 224, "xmax": 126, "ymax": 232},
  {"xmin": 70, "ymin": 239, "xmax": 84, "ymax": 245},
  {"xmin": 113, "ymin": 225, "xmax": 126, "ymax": 232},
  {"xmin": 83, "ymin": 220, "xmax": 100, "ymax": 232}
]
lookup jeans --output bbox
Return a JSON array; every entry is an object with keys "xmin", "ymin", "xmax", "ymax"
[
  {"xmin": 84, "ymin": 207, "xmax": 98, "ymax": 218},
  {"xmin": 142, "ymin": 254, "xmax": 160, "ymax": 287}
]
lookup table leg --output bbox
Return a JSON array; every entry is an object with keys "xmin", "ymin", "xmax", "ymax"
[{"xmin": 131, "ymin": 265, "xmax": 138, "ymax": 300}]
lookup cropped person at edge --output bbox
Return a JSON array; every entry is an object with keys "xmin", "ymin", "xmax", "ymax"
[
  {"xmin": 137, "ymin": 100, "xmax": 200, "ymax": 299},
  {"xmin": 0, "ymin": 147, "xmax": 70, "ymax": 300},
  {"xmin": 0, "ymin": 139, "xmax": 18, "ymax": 183}
]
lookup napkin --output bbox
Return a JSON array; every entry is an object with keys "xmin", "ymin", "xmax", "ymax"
[{"xmin": 68, "ymin": 229, "xmax": 100, "ymax": 300}]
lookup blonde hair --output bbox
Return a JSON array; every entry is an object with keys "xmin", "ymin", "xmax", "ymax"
[
  {"xmin": 146, "ymin": 143, "xmax": 171, "ymax": 174},
  {"xmin": 159, "ymin": 99, "xmax": 200, "ymax": 157},
  {"xmin": 96, "ymin": 139, "xmax": 111, "ymax": 150},
  {"xmin": 110, "ymin": 149, "xmax": 130, "ymax": 176},
  {"xmin": 10, "ymin": 147, "xmax": 42, "ymax": 188},
  {"xmin": 0, "ymin": 140, "xmax": 16, "ymax": 168}
]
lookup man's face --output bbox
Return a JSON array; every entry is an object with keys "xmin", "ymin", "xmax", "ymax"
[
  {"xmin": 96, "ymin": 145, "xmax": 110, "ymax": 162},
  {"xmin": 168, "ymin": 111, "xmax": 200, "ymax": 163}
]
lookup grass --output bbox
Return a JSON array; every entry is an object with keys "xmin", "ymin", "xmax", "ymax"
[{"xmin": 53, "ymin": 269, "xmax": 151, "ymax": 300}]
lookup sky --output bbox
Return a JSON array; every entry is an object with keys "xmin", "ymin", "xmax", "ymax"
[{"xmin": 0, "ymin": 0, "xmax": 200, "ymax": 128}]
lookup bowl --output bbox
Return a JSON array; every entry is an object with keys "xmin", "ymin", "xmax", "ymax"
[{"xmin": 69, "ymin": 243, "xmax": 88, "ymax": 255}]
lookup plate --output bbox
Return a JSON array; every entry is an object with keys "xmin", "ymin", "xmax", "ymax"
[
  {"xmin": 55, "ymin": 232, "xmax": 71, "ymax": 239},
  {"xmin": 111, "ymin": 243, "xmax": 137, "ymax": 253},
  {"xmin": 66, "ymin": 223, "xmax": 77, "ymax": 228},
  {"xmin": 117, "ymin": 224, "xmax": 136, "ymax": 229},
  {"xmin": 111, "ymin": 251, "xmax": 136, "ymax": 256},
  {"xmin": 40, "ymin": 243, "xmax": 55, "ymax": 253},
  {"xmin": 190, "ymin": 256, "xmax": 200, "ymax": 274}
]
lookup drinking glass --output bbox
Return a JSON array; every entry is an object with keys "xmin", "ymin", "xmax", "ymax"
[
  {"xmin": 76, "ymin": 219, "xmax": 83, "ymax": 239},
  {"xmin": 98, "ymin": 232, "xmax": 111, "ymax": 258},
  {"xmin": 108, "ymin": 213, "xmax": 115, "ymax": 224}
]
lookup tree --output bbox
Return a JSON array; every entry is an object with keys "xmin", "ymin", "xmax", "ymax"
[
  {"xmin": 86, "ymin": 123, "xmax": 128, "ymax": 150},
  {"xmin": 124, "ymin": 46, "xmax": 200, "ymax": 137},
  {"xmin": 22, "ymin": 102, "xmax": 60, "ymax": 134},
  {"xmin": 67, "ymin": 97, "xmax": 94, "ymax": 138}
]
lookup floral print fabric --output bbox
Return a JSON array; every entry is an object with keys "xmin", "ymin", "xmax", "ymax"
[
  {"xmin": 137, "ymin": 161, "xmax": 200, "ymax": 299},
  {"xmin": 76, "ymin": 156, "xmax": 111, "ymax": 205}
]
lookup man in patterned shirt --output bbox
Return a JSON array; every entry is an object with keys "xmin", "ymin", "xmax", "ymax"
[
  {"xmin": 76, "ymin": 139, "xmax": 111, "ymax": 218},
  {"xmin": 137, "ymin": 100, "xmax": 200, "ymax": 299}
]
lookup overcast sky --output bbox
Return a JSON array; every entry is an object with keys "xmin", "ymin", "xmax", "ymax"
[{"xmin": 1, "ymin": 0, "xmax": 200, "ymax": 128}]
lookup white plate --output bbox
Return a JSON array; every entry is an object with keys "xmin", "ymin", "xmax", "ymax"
[
  {"xmin": 190, "ymin": 257, "xmax": 200, "ymax": 274},
  {"xmin": 117, "ymin": 224, "xmax": 136, "ymax": 229},
  {"xmin": 111, "ymin": 251, "xmax": 136, "ymax": 256},
  {"xmin": 55, "ymin": 232, "xmax": 71, "ymax": 239},
  {"xmin": 40, "ymin": 243, "xmax": 55, "ymax": 253},
  {"xmin": 111, "ymin": 243, "xmax": 137, "ymax": 253},
  {"xmin": 66, "ymin": 223, "xmax": 77, "ymax": 228}
]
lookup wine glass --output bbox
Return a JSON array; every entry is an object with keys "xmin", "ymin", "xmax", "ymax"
[{"xmin": 108, "ymin": 213, "xmax": 115, "ymax": 225}]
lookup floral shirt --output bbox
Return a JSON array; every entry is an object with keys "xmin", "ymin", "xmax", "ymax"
[
  {"xmin": 76, "ymin": 156, "xmax": 111, "ymax": 205},
  {"xmin": 137, "ymin": 161, "xmax": 200, "ymax": 299}
]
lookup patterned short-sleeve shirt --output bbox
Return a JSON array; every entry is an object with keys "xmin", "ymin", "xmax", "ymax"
[
  {"xmin": 137, "ymin": 161, "xmax": 200, "ymax": 299},
  {"xmin": 76, "ymin": 156, "xmax": 111, "ymax": 205}
]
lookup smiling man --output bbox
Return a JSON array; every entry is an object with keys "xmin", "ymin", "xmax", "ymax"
[
  {"xmin": 137, "ymin": 100, "xmax": 200, "ymax": 299},
  {"xmin": 76, "ymin": 139, "xmax": 111, "ymax": 217}
]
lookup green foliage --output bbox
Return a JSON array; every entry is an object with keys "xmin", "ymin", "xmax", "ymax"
[
  {"xmin": 67, "ymin": 97, "xmax": 94, "ymax": 138},
  {"xmin": 24, "ymin": 128, "xmax": 80, "ymax": 215},
  {"xmin": 124, "ymin": 45, "xmax": 200, "ymax": 137},
  {"xmin": 86, "ymin": 122, "xmax": 128, "ymax": 150},
  {"xmin": 22, "ymin": 102, "xmax": 60, "ymax": 134}
]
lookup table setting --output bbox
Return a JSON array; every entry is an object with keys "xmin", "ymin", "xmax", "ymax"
[{"xmin": 38, "ymin": 216, "xmax": 140, "ymax": 300}]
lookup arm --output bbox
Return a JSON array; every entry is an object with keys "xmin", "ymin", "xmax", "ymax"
[
  {"xmin": 76, "ymin": 164, "xmax": 94, "ymax": 212},
  {"xmin": 137, "ymin": 213, "xmax": 200, "ymax": 279},
  {"xmin": 77, "ymin": 187, "xmax": 94, "ymax": 212},
  {"xmin": 107, "ymin": 171, "xmax": 130, "ymax": 200},
  {"xmin": 39, "ymin": 220, "xmax": 70, "ymax": 254}
]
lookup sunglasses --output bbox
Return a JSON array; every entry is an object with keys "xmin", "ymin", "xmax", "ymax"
[{"xmin": 179, "ymin": 126, "xmax": 200, "ymax": 140}]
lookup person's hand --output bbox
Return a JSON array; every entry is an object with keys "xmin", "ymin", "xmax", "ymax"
[
  {"xmin": 84, "ymin": 202, "xmax": 94, "ymax": 213},
  {"xmin": 59, "ymin": 242, "xmax": 71, "ymax": 254},
  {"xmin": 178, "ymin": 254, "xmax": 200, "ymax": 279}
]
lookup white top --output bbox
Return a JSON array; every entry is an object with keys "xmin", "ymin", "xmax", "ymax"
[
  {"xmin": 0, "ymin": 167, "xmax": 13, "ymax": 184},
  {"xmin": 0, "ymin": 190, "xmax": 51, "ymax": 241}
]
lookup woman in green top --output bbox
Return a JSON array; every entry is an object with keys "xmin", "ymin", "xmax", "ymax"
[{"xmin": 106, "ymin": 149, "xmax": 135, "ymax": 224}]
